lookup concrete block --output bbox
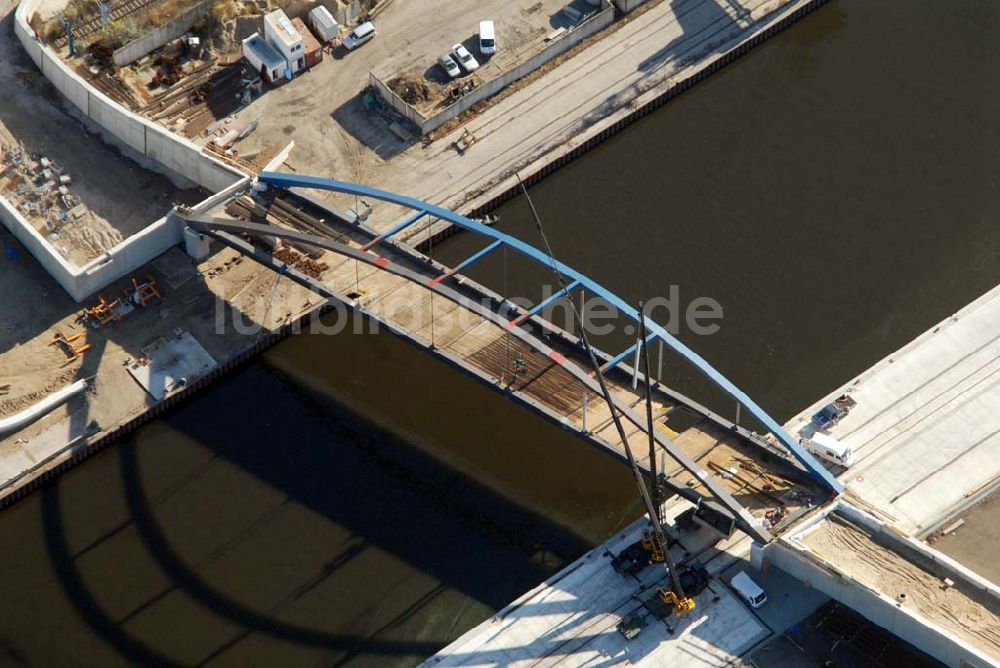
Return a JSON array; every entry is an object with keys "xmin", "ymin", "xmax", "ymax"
[{"xmin": 184, "ymin": 225, "xmax": 212, "ymax": 261}]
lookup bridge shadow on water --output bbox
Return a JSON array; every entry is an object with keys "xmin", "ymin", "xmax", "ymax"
[{"xmin": 35, "ymin": 342, "xmax": 615, "ymax": 666}]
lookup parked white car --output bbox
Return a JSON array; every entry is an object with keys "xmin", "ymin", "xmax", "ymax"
[
  {"xmin": 479, "ymin": 20, "xmax": 496, "ymax": 55},
  {"xmin": 731, "ymin": 571, "xmax": 768, "ymax": 609},
  {"xmin": 452, "ymin": 43, "xmax": 479, "ymax": 72},
  {"xmin": 438, "ymin": 53, "xmax": 461, "ymax": 79},
  {"xmin": 343, "ymin": 21, "xmax": 376, "ymax": 50}
]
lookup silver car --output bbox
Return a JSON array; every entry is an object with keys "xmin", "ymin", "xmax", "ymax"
[
  {"xmin": 438, "ymin": 53, "xmax": 461, "ymax": 79},
  {"xmin": 452, "ymin": 43, "xmax": 479, "ymax": 72}
]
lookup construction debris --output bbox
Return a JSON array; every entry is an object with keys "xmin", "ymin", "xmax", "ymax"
[
  {"xmin": 150, "ymin": 53, "xmax": 185, "ymax": 88},
  {"xmin": 82, "ymin": 275, "xmax": 162, "ymax": 328},
  {"xmin": 387, "ymin": 75, "xmax": 431, "ymax": 105},
  {"xmin": 273, "ymin": 246, "xmax": 329, "ymax": 279},
  {"xmin": 140, "ymin": 61, "xmax": 258, "ymax": 137}
]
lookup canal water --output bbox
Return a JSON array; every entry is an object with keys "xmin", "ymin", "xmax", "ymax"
[{"xmin": 1, "ymin": 1, "xmax": 998, "ymax": 665}]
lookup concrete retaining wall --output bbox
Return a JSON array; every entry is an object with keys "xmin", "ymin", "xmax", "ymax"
[
  {"xmin": 763, "ymin": 504, "xmax": 999, "ymax": 668},
  {"xmin": 0, "ymin": 175, "xmax": 249, "ymax": 302},
  {"xmin": 0, "ymin": 197, "xmax": 81, "ymax": 297},
  {"xmin": 0, "ymin": 194, "xmax": 176, "ymax": 301},
  {"xmin": 112, "ymin": 0, "xmax": 214, "ymax": 66},
  {"xmin": 613, "ymin": 0, "xmax": 649, "ymax": 12},
  {"xmin": 372, "ymin": 1, "xmax": 616, "ymax": 136},
  {"xmin": 15, "ymin": 0, "xmax": 243, "ymax": 193},
  {"xmin": 11, "ymin": 0, "xmax": 247, "ymax": 300}
]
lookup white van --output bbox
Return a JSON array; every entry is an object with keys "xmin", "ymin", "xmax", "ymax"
[
  {"xmin": 343, "ymin": 21, "xmax": 376, "ymax": 50},
  {"xmin": 479, "ymin": 20, "xmax": 496, "ymax": 55},
  {"xmin": 803, "ymin": 431, "xmax": 854, "ymax": 468},
  {"xmin": 731, "ymin": 570, "xmax": 767, "ymax": 609}
]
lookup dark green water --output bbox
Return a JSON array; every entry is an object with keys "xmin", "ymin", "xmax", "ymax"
[{"xmin": 0, "ymin": 1, "xmax": 998, "ymax": 665}]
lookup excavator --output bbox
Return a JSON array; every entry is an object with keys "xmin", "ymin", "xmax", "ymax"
[{"xmin": 517, "ymin": 177, "xmax": 696, "ymax": 623}]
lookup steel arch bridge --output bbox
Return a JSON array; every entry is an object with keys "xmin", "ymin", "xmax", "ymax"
[
  {"xmin": 183, "ymin": 172, "xmax": 841, "ymax": 544},
  {"xmin": 254, "ymin": 172, "xmax": 840, "ymax": 488}
]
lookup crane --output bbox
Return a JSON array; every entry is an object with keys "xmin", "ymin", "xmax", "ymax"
[{"xmin": 516, "ymin": 176, "xmax": 694, "ymax": 618}]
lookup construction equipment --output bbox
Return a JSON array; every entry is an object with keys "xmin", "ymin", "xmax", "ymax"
[
  {"xmin": 610, "ymin": 541, "xmax": 649, "ymax": 576},
  {"xmin": 453, "ymin": 128, "xmax": 477, "ymax": 155},
  {"xmin": 658, "ymin": 589, "xmax": 696, "ymax": 616},
  {"xmin": 616, "ymin": 613, "xmax": 646, "ymax": 640},
  {"xmin": 127, "ymin": 276, "xmax": 161, "ymax": 307},
  {"xmin": 518, "ymin": 176, "xmax": 695, "ymax": 622},
  {"xmin": 49, "ymin": 331, "xmax": 92, "ymax": 364},
  {"xmin": 640, "ymin": 528, "xmax": 666, "ymax": 562},
  {"xmin": 85, "ymin": 296, "xmax": 122, "ymax": 327}
]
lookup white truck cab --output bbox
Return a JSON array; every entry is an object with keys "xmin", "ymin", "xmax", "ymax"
[{"xmin": 802, "ymin": 431, "xmax": 854, "ymax": 468}]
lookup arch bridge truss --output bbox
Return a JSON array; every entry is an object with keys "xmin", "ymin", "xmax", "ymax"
[{"xmin": 181, "ymin": 172, "xmax": 843, "ymax": 545}]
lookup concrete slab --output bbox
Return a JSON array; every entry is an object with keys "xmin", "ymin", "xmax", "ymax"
[
  {"xmin": 785, "ymin": 283, "xmax": 1000, "ymax": 533},
  {"xmin": 126, "ymin": 330, "xmax": 217, "ymax": 401},
  {"xmin": 720, "ymin": 560, "xmax": 828, "ymax": 634},
  {"xmin": 20, "ymin": 407, "xmax": 90, "ymax": 462},
  {"xmin": 0, "ymin": 447, "xmax": 35, "ymax": 483},
  {"xmin": 775, "ymin": 505, "xmax": 1000, "ymax": 668},
  {"xmin": 423, "ymin": 520, "xmax": 771, "ymax": 667}
]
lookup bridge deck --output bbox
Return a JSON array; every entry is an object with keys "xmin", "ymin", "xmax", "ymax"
[
  {"xmin": 785, "ymin": 283, "xmax": 1000, "ymax": 534},
  {"xmin": 201, "ymin": 191, "xmax": 823, "ymax": 539},
  {"xmin": 419, "ymin": 513, "xmax": 771, "ymax": 668}
]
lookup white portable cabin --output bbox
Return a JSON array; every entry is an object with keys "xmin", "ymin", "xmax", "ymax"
[
  {"xmin": 263, "ymin": 9, "xmax": 305, "ymax": 74},
  {"xmin": 242, "ymin": 33, "xmax": 285, "ymax": 84},
  {"xmin": 308, "ymin": 5, "xmax": 339, "ymax": 43}
]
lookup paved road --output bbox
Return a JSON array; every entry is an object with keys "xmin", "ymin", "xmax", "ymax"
[{"xmin": 232, "ymin": 0, "xmax": 810, "ymax": 234}]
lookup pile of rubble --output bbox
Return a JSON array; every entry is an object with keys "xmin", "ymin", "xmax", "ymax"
[{"xmin": 273, "ymin": 246, "xmax": 329, "ymax": 279}]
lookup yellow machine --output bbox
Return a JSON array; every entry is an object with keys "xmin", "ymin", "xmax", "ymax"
[
  {"xmin": 517, "ymin": 189, "xmax": 699, "ymax": 631},
  {"xmin": 658, "ymin": 588, "xmax": 696, "ymax": 617},
  {"xmin": 640, "ymin": 529, "xmax": 665, "ymax": 563}
]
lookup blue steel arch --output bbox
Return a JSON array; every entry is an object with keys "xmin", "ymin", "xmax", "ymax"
[{"xmin": 259, "ymin": 171, "xmax": 843, "ymax": 494}]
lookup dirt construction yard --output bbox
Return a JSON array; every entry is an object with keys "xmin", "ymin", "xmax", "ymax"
[
  {"xmin": 804, "ymin": 516, "xmax": 1000, "ymax": 659},
  {"xmin": 0, "ymin": 0, "xmax": 206, "ymax": 267},
  {"xmin": 225, "ymin": 0, "xmax": 591, "ymax": 195}
]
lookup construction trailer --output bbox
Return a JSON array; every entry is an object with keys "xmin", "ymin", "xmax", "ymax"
[
  {"xmin": 263, "ymin": 9, "xmax": 305, "ymax": 75},
  {"xmin": 292, "ymin": 17, "xmax": 323, "ymax": 68},
  {"xmin": 308, "ymin": 5, "xmax": 339, "ymax": 43},
  {"xmin": 242, "ymin": 33, "xmax": 286, "ymax": 85}
]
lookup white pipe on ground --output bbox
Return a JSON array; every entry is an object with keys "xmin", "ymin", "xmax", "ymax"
[{"xmin": 0, "ymin": 380, "xmax": 89, "ymax": 437}]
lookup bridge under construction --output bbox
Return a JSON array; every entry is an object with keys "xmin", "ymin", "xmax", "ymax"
[
  {"xmin": 180, "ymin": 173, "xmax": 845, "ymax": 545},
  {"xmin": 177, "ymin": 174, "xmax": 999, "ymax": 668}
]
